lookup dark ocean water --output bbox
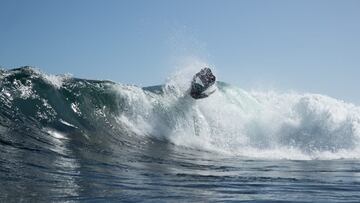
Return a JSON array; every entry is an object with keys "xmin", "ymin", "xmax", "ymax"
[{"xmin": 1, "ymin": 67, "xmax": 360, "ymax": 202}]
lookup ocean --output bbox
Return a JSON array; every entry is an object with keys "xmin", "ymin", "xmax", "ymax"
[{"xmin": 1, "ymin": 67, "xmax": 360, "ymax": 202}]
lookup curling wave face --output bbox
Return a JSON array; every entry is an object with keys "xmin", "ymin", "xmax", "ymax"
[{"xmin": 1, "ymin": 67, "xmax": 360, "ymax": 161}]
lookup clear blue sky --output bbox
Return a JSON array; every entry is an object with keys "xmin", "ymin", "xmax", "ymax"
[{"xmin": 1, "ymin": 0, "xmax": 360, "ymax": 103}]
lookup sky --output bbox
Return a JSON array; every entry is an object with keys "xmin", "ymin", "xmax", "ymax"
[{"xmin": 1, "ymin": 0, "xmax": 360, "ymax": 103}]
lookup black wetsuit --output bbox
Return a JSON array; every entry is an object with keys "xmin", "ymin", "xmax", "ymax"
[{"xmin": 190, "ymin": 68, "xmax": 216, "ymax": 99}]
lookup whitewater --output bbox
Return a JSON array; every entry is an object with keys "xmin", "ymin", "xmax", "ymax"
[{"xmin": 1, "ymin": 66, "xmax": 360, "ymax": 202}]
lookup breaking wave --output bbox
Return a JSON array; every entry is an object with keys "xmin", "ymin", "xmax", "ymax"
[{"xmin": 1, "ymin": 66, "xmax": 360, "ymax": 160}]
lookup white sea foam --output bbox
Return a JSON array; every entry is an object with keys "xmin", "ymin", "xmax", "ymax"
[
  {"xmin": 71, "ymin": 103, "xmax": 81, "ymax": 115},
  {"xmin": 113, "ymin": 59, "xmax": 360, "ymax": 160},
  {"xmin": 59, "ymin": 119, "xmax": 77, "ymax": 128},
  {"xmin": 29, "ymin": 67, "xmax": 71, "ymax": 89},
  {"xmin": 42, "ymin": 73, "xmax": 71, "ymax": 89}
]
